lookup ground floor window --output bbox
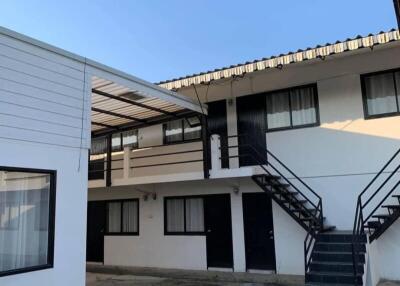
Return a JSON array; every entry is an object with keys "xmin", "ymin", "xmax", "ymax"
[
  {"xmin": 164, "ymin": 197, "xmax": 204, "ymax": 235},
  {"xmin": 106, "ymin": 199, "xmax": 139, "ymax": 235},
  {"xmin": 0, "ymin": 167, "xmax": 56, "ymax": 277}
]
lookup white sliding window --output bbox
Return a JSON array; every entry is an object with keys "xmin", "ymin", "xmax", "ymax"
[
  {"xmin": 0, "ymin": 168, "xmax": 55, "ymax": 276},
  {"xmin": 363, "ymin": 70, "xmax": 400, "ymax": 118}
]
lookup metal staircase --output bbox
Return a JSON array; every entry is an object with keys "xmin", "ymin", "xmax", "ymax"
[{"xmin": 352, "ymin": 147, "xmax": 400, "ymax": 285}]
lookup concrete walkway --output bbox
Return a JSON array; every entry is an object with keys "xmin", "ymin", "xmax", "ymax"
[
  {"xmin": 86, "ymin": 264, "xmax": 301, "ymax": 286},
  {"xmin": 86, "ymin": 264, "xmax": 400, "ymax": 286}
]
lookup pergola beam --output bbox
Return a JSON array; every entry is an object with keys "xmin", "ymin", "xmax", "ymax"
[
  {"xmin": 92, "ymin": 121, "xmax": 119, "ymax": 130},
  {"xmin": 92, "ymin": 89, "xmax": 178, "ymax": 117},
  {"xmin": 92, "ymin": 107, "xmax": 147, "ymax": 123}
]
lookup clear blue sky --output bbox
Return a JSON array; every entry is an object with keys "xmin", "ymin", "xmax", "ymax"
[{"xmin": 0, "ymin": 1, "xmax": 397, "ymax": 83}]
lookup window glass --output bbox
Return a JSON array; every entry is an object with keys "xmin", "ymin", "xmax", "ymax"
[
  {"xmin": 90, "ymin": 137, "xmax": 107, "ymax": 155},
  {"xmin": 0, "ymin": 170, "xmax": 53, "ymax": 274},
  {"xmin": 395, "ymin": 71, "xmax": 400, "ymax": 107},
  {"xmin": 364, "ymin": 73, "xmax": 398, "ymax": 116},
  {"xmin": 107, "ymin": 202, "xmax": 121, "ymax": 233},
  {"xmin": 184, "ymin": 120, "xmax": 201, "ymax": 140},
  {"xmin": 122, "ymin": 130, "xmax": 138, "ymax": 148},
  {"xmin": 164, "ymin": 120, "xmax": 183, "ymax": 143},
  {"xmin": 185, "ymin": 198, "xmax": 204, "ymax": 232},
  {"xmin": 122, "ymin": 201, "xmax": 138, "ymax": 233},
  {"xmin": 166, "ymin": 199, "xmax": 184, "ymax": 232},
  {"xmin": 290, "ymin": 87, "xmax": 317, "ymax": 126},
  {"xmin": 111, "ymin": 133, "xmax": 122, "ymax": 151},
  {"xmin": 266, "ymin": 91, "xmax": 290, "ymax": 129}
]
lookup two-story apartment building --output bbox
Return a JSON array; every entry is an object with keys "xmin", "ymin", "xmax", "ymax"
[{"xmin": 87, "ymin": 30, "xmax": 400, "ymax": 286}]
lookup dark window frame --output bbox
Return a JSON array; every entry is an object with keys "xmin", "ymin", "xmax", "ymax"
[
  {"xmin": 361, "ymin": 68, "xmax": 400, "ymax": 120},
  {"xmin": 0, "ymin": 166, "xmax": 56, "ymax": 278},
  {"xmin": 164, "ymin": 195, "xmax": 205, "ymax": 236},
  {"xmin": 265, "ymin": 84, "xmax": 320, "ymax": 132},
  {"xmin": 162, "ymin": 119, "xmax": 202, "ymax": 145},
  {"xmin": 105, "ymin": 199, "xmax": 139, "ymax": 236},
  {"xmin": 111, "ymin": 129, "xmax": 140, "ymax": 152}
]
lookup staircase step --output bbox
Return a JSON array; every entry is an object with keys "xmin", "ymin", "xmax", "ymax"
[
  {"xmin": 382, "ymin": 204, "xmax": 400, "ymax": 210},
  {"xmin": 310, "ymin": 261, "xmax": 364, "ymax": 274},
  {"xmin": 314, "ymin": 242, "xmax": 366, "ymax": 253},
  {"xmin": 392, "ymin": 194, "xmax": 400, "ymax": 198},
  {"xmin": 312, "ymin": 251, "xmax": 365, "ymax": 263},
  {"xmin": 264, "ymin": 174, "xmax": 280, "ymax": 180},
  {"xmin": 306, "ymin": 271, "xmax": 362, "ymax": 285},
  {"xmin": 364, "ymin": 220, "xmax": 381, "ymax": 229},
  {"xmin": 321, "ymin": 225, "xmax": 337, "ymax": 232},
  {"xmin": 316, "ymin": 232, "xmax": 366, "ymax": 243},
  {"xmin": 372, "ymin": 214, "xmax": 391, "ymax": 220}
]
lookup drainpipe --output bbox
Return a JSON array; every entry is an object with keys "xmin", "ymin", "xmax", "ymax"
[{"xmin": 395, "ymin": 0, "xmax": 400, "ymax": 30}]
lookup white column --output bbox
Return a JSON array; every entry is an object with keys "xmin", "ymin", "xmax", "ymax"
[
  {"xmin": 123, "ymin": 146, "xmax": 131, "ymax": 179},
  {"xmin": 226, "ymin": 98, "xmax": 239, "ymax": 168},
  {"xmin": 230, "ymin": 190, "xmax": 246, "ymax": 272},
  {"xmin": 210, "ymin": 134, "xmax": 221, "ymax": 171}
]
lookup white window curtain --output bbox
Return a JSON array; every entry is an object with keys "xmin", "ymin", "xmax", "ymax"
[
  {"xmin": 107, "ymin": 202, "xmax": 121, "ymax": 233},
  {"xmin": 165, "ymin": 120, "xmax": 183, "ymax": 143},
  {"xmin": 111, "ymin": 133, "xmax": 122, "ymax": 151},
  {"xmin": 166, "ymin": 199, "xmax": 184, "ymax": 232},
  {"xmin": 122, "ymin": 201, "xmax": 138, "ymax": 233},
  {"xmin": 290, "ymin": 87, "xmax": 317, "ymax": 126},
  {"xmin": 266, "ymin": 91, "xmax": 290, "ymax": 129},
  {"xmin": 90, "ymin": 137, "xmax": 107, "ymax": 155},
  {"xmin": 185, "ymin": 198, "xmax": 204, "ymax": 232},
  {"xmin": 122, "ymin": 130, "xmax": 138, "ymax": 148},
  {"xmin": 0, "ymin": 171, "xmax": 50, "ymax": 273},
  {"xmin": 364, "ymin": 73, "xmax": 398, "ymax": 116},
  {"xmin": 183, "ymin": 120, "xmax": 201, "ymax": 140}
]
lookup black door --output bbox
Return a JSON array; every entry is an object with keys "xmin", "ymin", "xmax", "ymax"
[
  {"xmin": 207, "ymin": 100, "xmax": 229, "ymax": 169},
  {"xmin": 86, "ymin": 201, "xmax": 106, "ymax": 263},
  {"xmin": 242, "ymin": 193, "xmax": 276, "ymax": 270},
  {"xmin": 204, "ymin": 194, "xmax": 234, "ymax": 268},
  {"xmin": 236, "ymin": 94, "xmax": 267, "ymax": 167}
]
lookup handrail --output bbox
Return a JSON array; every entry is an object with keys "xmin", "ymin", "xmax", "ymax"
[
  {"xmin": 352, "ymin": 146, "xmax": 400, "ymax": 283},
  {"xmin": 219, "ymin": 134, "xmax": 323, "ymax": 228}
]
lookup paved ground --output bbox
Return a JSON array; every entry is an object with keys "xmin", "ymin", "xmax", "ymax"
[{"xmin": 86, "ymin": 272, "xmax": 280, "ymax": 286}]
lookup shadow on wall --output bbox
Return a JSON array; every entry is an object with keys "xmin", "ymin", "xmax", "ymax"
[{"xmin": 266, "ymin": 121, "xmax": 400, "ymax": 229}]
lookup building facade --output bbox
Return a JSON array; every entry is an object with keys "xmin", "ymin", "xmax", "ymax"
[{"xmin": 88, "ymin": 30, "xmax": 400, "ymax": 285}]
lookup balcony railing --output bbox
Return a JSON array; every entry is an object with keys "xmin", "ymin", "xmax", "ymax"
[{"xmin": 88, "ymin": 140, "xmax": 205, "ymax": 187}]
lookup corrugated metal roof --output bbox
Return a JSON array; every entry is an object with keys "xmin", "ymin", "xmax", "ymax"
[
  {"xmin": 91, "ymin": 76, "xmax": 190, "ymax": 133},
  {"xmin": 158, "ymin": 29, "xmax": 400, "ymax": 90}
]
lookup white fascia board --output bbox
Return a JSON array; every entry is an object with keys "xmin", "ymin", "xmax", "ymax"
[{"xmin": 0, "ymin": 25, "xmax": 206, "ymax": 114}]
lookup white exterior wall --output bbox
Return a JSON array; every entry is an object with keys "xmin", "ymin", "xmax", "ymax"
[
  {"xmin": 0, "ymin": 31, "xmax": 90, "ymax": 286},
  {"xmin": 89, "ymin": 178, "xmax": 305, "ymax": 275}
]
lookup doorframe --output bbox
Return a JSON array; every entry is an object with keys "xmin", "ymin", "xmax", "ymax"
[
  {"xmin": 242, "ymin": 192, "xmax": 277, "ymax": 272},
  {"xmin": 162, "ymin": 193, "xmax": 234, "ymax": 269},
  {"xmin": 86, "ymin": 200, "xmax": 106, "ymax": 264}
]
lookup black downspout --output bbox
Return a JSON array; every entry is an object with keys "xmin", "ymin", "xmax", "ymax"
[
  {"xmin": 201, "ymin": 114, "xmax": 210, "ymax": 179},
  {"xmin": 106, "ymin": 134, "xmax": 112, "ymax": 187},
  {"xmin": 395, "ymin": 0, "xmax": 400, "ymax": 30}
]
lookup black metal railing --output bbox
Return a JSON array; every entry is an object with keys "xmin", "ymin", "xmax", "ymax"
[
  {"xmin": 218, "ymin": 134, "xmax": 323, "ymax": 275},
  {"xmin": 352, "ymin": 147, "xmax": 400, "ymax": 282},
  {"xmin": 88, "ymin": 142, "xmax": 204, "ymax": 185}
]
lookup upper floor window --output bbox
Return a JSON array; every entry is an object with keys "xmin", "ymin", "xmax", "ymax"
[
  {"xmin": 163, "ymin": 119, "xmax": 202, "ymax": 144},
  {"xmin": 0, "ymin": 167, "xmax": 56, "ymax": 277},
  {"xmin": 362, "ymin": 70, "xmax": 400, "ymax": 118},
  {"xmin": 266, "ymin": 85, "xmax": 319, "ymax": 131},
  {"xmin": 90, "ymin": 129, "xmax": 139, "ymax": 155}
]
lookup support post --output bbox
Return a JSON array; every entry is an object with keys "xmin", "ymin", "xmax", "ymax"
[
  {"xmin": 106, "ymin": 134, "xmax": 112, "ymax": 187},
  {"xmin": 123, "ymin": 146, "xmax": 131, "ymax": 179},
  {"xmin": 201, "ymin": 114, "xmax": 210, "ymax": 179}
]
